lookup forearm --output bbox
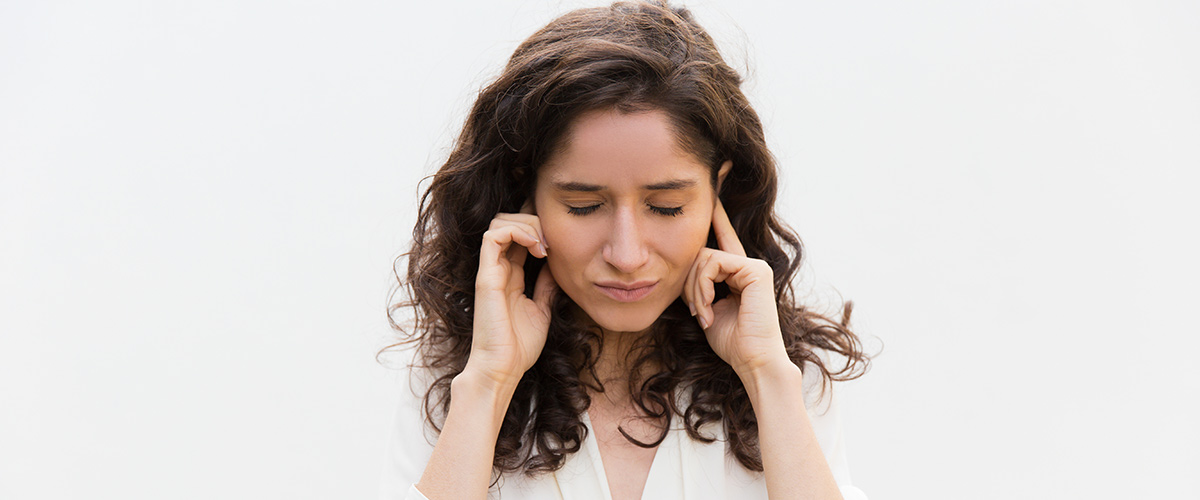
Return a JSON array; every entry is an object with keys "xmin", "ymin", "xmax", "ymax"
[
  {"xmin": 740, "ymin": 360, "xmax": 843, "ymax": 500},
  {"xmin": 415, "ymin": 370, "xmax": 515, "ymax": 500}
]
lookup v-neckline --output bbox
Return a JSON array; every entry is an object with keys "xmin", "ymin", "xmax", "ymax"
[{"xmin": 578, "ymin": 410, "xmax": 677, "ymax": 500}]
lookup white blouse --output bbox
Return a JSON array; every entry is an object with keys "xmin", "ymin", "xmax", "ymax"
[{"xmin": 379, "ymin": 351, "xmax": 868, "ymax": 500}]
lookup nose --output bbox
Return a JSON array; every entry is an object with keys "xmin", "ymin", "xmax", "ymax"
[{"xmin": 602, "ymin": 206, "xmax": 650, "ymax": 274}]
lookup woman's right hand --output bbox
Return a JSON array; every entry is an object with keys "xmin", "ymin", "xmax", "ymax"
[{"xmin": 465, "ymin": 202, "xmax": 558, "ymax": 391}]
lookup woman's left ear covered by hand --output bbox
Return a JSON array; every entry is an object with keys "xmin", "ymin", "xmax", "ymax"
[{"xmin": 682, "ymin": 199, "xmax": 789, "ymax": 377}]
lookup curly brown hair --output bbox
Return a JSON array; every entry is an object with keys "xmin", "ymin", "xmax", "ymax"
[{"xmin": 386, "ymin": 0, "xmax": 870, "ymax": 478}]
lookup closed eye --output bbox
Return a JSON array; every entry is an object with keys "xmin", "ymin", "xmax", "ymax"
[
  {"xmin": 567, "ymin": 203, "xmax": 683, "ymax": 217},
  {"xmin": 649, "ymin": 205, "xmax": 683, "ymax": 217},
  {"xmin": 567, "ymin": 204, "xmax": 601, "ymax": 216}
]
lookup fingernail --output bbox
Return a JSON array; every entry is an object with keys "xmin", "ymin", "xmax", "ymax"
[
  {"xmin": 688, "ymin": 302, "xmax": 696, "ymax": 316},
  {"xmin": 698, "ymin": 315, "xmax": 708, "ymax": 329},
  {"xmin": 537, "ymin": 243, "xmax": 547, "ymax": 257}
]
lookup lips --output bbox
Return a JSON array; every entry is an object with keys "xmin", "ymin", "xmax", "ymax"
[{"xmin": 594, "ymin": 280, "xmax": 658, "ymax": 302}]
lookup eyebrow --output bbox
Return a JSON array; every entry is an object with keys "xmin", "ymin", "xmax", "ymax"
[{"xmin": 552, "ymin": 179, "xmax": 698, "ymax": 191}]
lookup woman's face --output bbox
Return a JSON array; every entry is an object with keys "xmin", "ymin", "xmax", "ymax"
[{"xmin": 534, "ymin": 108, "xmax": 728, "ymax": 334}]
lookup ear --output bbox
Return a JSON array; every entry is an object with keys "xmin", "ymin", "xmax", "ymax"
[{"xmin": 715, "ymin": 160, "xmax": 733, "ymax": 194}]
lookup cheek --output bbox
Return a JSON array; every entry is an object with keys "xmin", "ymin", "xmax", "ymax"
[
  {"xmin": 539, "ymin": 215, "xmax": 597, "ymax": 279},
  {"xmin": 654, "ymin": 214, "xmax": 712, "ymax": 268}
]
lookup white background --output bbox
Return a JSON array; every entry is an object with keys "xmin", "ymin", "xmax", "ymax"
[{"xmin": 2, "ymin": 0, "xmax": 1197, "ymax": 498}]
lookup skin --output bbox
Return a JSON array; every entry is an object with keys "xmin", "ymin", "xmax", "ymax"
[
  {"xmin": 416, "ymin": 109, "xmax": 844, "ymax": 500},
  {"xmin": 534, "ymin": 109, "xmax": 721, "ymax": 335},
  {"xmin": 533, "ymin": 109, "xmax": 727, "ymax": 499}
]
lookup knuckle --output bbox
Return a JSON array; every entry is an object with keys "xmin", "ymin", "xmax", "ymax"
[{"xmin": 482, "ymin": 227, "xmax": 507, "ymax": 243}]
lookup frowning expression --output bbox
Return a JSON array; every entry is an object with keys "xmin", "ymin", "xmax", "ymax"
[{"xmin": 534, "ymin": 108, "xmax": 726, "ymax": 333}]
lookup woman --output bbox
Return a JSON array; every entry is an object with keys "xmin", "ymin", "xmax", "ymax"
[{"xmin": 382, "ymin": 1, "xmax": 870, "ymax": 499}]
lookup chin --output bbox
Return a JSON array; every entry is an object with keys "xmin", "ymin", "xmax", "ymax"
[{"xmin": 576, "ymin": 301, "xmax": 668, "ymax": 334}]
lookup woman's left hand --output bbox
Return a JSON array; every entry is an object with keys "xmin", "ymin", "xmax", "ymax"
[{"xmin": 683, "ymin": 200, "xmax": 790, "ymax": 378}]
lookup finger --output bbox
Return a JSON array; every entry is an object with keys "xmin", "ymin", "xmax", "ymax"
[
  {"xmin": 480, "ymin": 225, "xmax": 541, "ymax": 279},
  {"xmin": 698, "ymin": 253, "xmax": 740, "ymax": 327},
  {"xmin": 498, "ymin": 227, "xmax": 542, "ymax": 294},
  {"xmin": 505, "ymin": 236, "xmax": 528, "ymax": 271},
  {"xmin": 699, "ymin": 259, "xmax": 718, "ymax": 327},
  {"xmin": 723, "ymin": 257, "xmax": 771, "ymax": 296},
  {"xmin": 494, "ymin": 213, "xmax": 548, "ymax": 253},
  {"xmin": 682, "ymin": 249, "xmax": 705, "ymax": 316},
  {"xmin": 487, "ymin": 226, "xmax": 537, "ymax": 260},
  {"xmin": 477, "ymin": 229, "xmax": 510, "ymax": 292},
  {"xmin": 712, "ymin": 199, "xmax": 746, "ymax": 257},
  {"xmin": 692, "ymin": 250, "xmax": 714, "ymax": 317},
  {"xmin": 531, "ymin": 264, "xmax": 558, "ymax": 314},
  {"xmin": 520, "ymin": 198, "xmax": 535, "ymax": 215},
  {"xmin": 490, "ymin": 217, "xmax": 546, "ymax": 257},
  {"xmin": 689, "ymin": 250, "xmax": 717, "ymax": 325}
]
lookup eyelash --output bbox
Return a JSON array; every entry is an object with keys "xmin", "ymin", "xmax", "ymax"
[
  {"xmin": 567, "ymin": 204, "xmax": 684, "ymax": 217},
  {"xmin": 651, "ymin": 205, "xmax": 684, "ymax": 217}
]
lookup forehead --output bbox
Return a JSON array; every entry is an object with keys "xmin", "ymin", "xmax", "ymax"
[{"xmin": 538, "ymin": 109, "xmax": 709, "ymax": 187}]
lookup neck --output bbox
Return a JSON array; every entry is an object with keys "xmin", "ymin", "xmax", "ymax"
[
  {"xmin": 569, "ymin": 306, "xmax": 662, "ymax": 409},
  {"xmin": 586, "ymin": 326, "xmax": 658, "ymax": 409}
]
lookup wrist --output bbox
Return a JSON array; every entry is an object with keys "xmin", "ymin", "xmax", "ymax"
[
  {"xmin": 460, "ymin": 358, "xmax": 525, "ymax": 391},
  {"xmin": 736, "ymin": 357, "xmax": 803, "ymax": 403},
  {"xmin": 453, "ymin": 368, "xmax": 519, "ymax": 410}
]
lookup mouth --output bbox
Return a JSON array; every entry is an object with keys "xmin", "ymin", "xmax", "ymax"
[{"xmin": 594, "ymin": 280, "xmax": 658, "ymax": 302}]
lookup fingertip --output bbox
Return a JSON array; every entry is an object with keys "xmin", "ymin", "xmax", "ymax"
[{"xmin": 520, "ymin": 230, "xmax": 542, "ymax": 250}]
